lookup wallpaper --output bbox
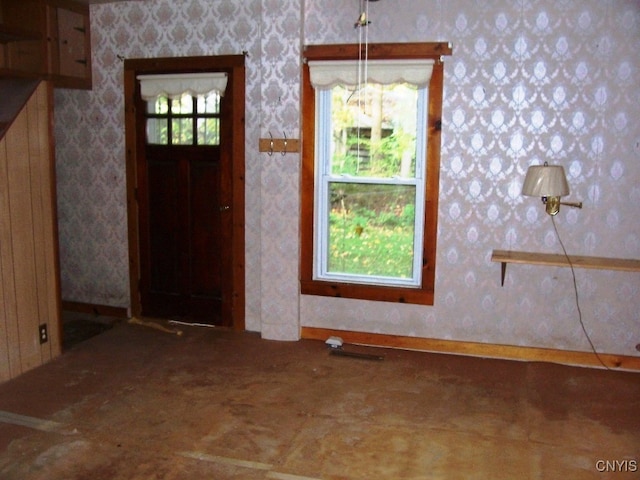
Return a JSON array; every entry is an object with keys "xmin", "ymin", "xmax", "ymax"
[
  {"xmin": 55, "ymin": 0, "xmax": 640, "ymax": 356},
  {"xmin": 55, "ymin": 0, "xmax": 271, "ymax": 332}
]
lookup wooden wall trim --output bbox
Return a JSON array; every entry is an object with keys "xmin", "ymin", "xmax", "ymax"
[
  {"xmin": 61, "ymin": 301, "xmax": 129, "ymax": 318},
  {"xmin": 301, "ymin": 326, "xmax": 640, "ymax": 372}
]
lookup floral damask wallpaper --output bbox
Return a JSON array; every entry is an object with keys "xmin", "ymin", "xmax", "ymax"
[{"xmin": 55, "ymin": 0, "xmax": 640, "ymax": 356}]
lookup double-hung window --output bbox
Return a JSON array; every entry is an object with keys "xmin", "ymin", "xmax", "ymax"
[{"xmin": 301, "ymin": 43, "xmax": 450, "ymax": 305}]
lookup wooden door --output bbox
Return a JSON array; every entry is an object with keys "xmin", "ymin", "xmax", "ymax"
[
  {"xmin": 125, "ymin": 55, "xmax": 245, "ymax": 330},
  {"xmin": 136, "ymin": 90, "xmax": 232, "ymax": 326}
]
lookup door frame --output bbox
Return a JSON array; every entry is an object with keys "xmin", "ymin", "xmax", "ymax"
[{"xmin": 124, "ymin": 55, "xmax": 245, "ymax": 330}]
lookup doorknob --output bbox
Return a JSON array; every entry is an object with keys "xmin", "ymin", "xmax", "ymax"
[{"xmin": 219, "ymin": 205, "xmax": 230, "ymax": 211}]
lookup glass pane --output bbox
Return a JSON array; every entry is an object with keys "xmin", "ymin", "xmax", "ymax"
[
  {"xmin": 327, "ymin": 182, "xmax": 416, "ymax": 278},
  {"xmin": 330, "ymin": 84, "xmax": 419, "ymax": 178},
  {"xmin": 171, "ymin": 94, "xmax": 193, "ymax": 114},
  {"xmin": 197, "ymin": 118, "xmax": 220, "ymax": 145},
  {"xmin": 147, "ymin": 96, "xmax": 169, "ymax": 114},
  {"xmin": 172, "ymin": 118, "xmax": 193, "ymax": 145},
  {"xmin": 197, "ymin": 92, "xmax": 221, "ymax": 113},
  {"xmin": 146, "ymin": 118, "xmax": 168, "ymax": 144}
]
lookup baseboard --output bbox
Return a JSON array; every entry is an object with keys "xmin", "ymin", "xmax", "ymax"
[
  {"xmin": 61, "ymin": 300, "xmax": 129, "ymax": 319},
  {"xmin": 301, "ymin": 326, "xmax": 640, "ymax": 372}
]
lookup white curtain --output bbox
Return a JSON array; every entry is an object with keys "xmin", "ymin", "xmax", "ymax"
[
  {"xmin": 137, "ymin": 72, "xmax": 228, "ymax": 100},
  {"xmin": 308, "ymin": 59, "xmax": 434, "ymax": 89}
]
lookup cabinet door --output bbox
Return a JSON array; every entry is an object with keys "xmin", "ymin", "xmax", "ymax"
[
  {"xmin": 6, "ymin": 40, "xmax": 44, "ymax": 73},
  {"xmin": 56, "ymin": 7, "xmax": 88, "ymax": 79}
]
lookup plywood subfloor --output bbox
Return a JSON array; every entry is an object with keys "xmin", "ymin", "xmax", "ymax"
[{"xmin": 0, "ymin": 321, "xmax": 638, "ymax": 479}]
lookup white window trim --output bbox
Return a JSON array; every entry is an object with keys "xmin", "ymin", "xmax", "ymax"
[{"xmin": 313, "ymin": 85, "xmax": 429, "ymax": 288}]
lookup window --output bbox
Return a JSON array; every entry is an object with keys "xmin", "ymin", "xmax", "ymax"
[
  {"xmin": 301, "ymin": 43, "xmax": 450, "ymax": 305},
  {"xmin": 145, "ymin": 93, "xmax": 221, "ymax": 146},
  {"xmin": 316, "ymin": 78, "xmax": 428, "ymax": 287},
  {"xmin": 137, "ymin": 72, "xmax": 227, "ymax": 146}
]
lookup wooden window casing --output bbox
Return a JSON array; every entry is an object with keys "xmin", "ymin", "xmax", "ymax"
[{"xmin": 300, "ymin": 43, "xmax": 451, "ymax": 305}]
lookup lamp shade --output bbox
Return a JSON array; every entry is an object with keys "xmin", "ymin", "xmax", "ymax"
[{"xmin": 521, "ymin": 164, "xmax": 570, "ymax": 197}]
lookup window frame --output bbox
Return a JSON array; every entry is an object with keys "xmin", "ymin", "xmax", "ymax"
[
  {"xmin": 144, "ymin": 93, "xmax": 222, "ymax": 146},
  {"xmin": 301, "ymin": 43, "xmax": 450, "ymax": 305},
  {"xmin": 315, "ymin": 85, "xmax": 428, "ymax": 287}
]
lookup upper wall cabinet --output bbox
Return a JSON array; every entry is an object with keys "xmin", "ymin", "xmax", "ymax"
[
  {"xmin": 46, "ymin": 0, "xmax": 92, "ymax": 89},
  {"xmin": 0, "ymin": 0, "xmax": 46, "ymax": 77},
  {"xmin": 0, "ymin": 0, "xmax": 91, "ymax": 90}
]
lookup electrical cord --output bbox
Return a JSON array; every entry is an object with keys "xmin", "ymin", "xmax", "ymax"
[{"xmin": 551, "ymin": 216, "xmax": 610, "ymax": 370}]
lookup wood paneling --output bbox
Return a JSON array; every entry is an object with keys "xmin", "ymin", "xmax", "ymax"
[{"xmin": 0, "ymin": 81, "xmax": 60, "ymax": 383}]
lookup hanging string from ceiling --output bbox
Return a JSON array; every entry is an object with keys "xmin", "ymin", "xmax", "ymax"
[{"xmin": 354, "ymin": 0, "xmax": 372, "ymax": 165}]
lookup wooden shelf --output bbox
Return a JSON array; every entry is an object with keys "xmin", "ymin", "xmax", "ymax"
[{"xmin": 491, "ymin": 249, "xmax": 640, "ymax": 286}]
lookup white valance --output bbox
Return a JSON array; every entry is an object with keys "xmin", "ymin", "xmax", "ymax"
[
  {"xmin": 308, "ymin": 59, "xmax": 434, "ymax": 89},
  {"xmin": 137, "ymin": 72, "xmax": 228, "ymax": 100}
]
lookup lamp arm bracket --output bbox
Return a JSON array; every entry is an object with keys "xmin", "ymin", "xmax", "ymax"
[{"xmin": 560, "ymin": 200, "xmax": 583, "ymax": 209}]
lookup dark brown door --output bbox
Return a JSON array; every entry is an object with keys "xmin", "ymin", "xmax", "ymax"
[{"xmin": 136, "ymin": 88, "xmax": 232, "ymax": 326}]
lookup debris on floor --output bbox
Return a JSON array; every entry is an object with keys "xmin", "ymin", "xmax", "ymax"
[
  {"xmin": 168, "ymin": 320, "xmax": 216, "ymax": 329},
  {"xmin": 325, "ymin": 335, "xmax": 385, "ymax": 361},
  {"xmin": 128, "ymin": 317, "xmax": 183, "ymax": 336}
]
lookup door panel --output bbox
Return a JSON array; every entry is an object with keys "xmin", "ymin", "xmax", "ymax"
[
  {"xmin": 139, "ymin": 140, "xmax": 228, "ymax": 325},
  {"xmin": 190, "ymin": 158, "xmax": 222, "ymax": 297},
  {"xmin": 147, "ymin": 155, "xmax": 180, "ymax": 296},
  {"xmin": 188, "ymin": 155, "xmax": 225, "ymax": 322}
]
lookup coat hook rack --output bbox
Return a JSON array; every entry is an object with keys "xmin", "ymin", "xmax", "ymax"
[{"xmin": 259, "ymin": 131, "xmax": 299, "ymax": 155}]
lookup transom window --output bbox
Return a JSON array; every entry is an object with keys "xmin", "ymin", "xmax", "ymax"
[
  {"xmin": 137, "ymin": 71, "xmax": 227, "ymax": 146},
  {"xmin": 145, "ymin": 92, "xmax": 221, "ymax": 146}
]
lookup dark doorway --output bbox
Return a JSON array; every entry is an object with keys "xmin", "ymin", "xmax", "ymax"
[{"xmin": 124, "ymin": 56, "xmax": 245, "ymax": 328}]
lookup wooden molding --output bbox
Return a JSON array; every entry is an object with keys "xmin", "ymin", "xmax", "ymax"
[
  {"xmin": 61, "ymin": 300, "xmax": 128, "ymax": 319},
  {"xmin": 301, "ymin": 326, "xmax": 640, "ymax": 371},
  {"xmin": 303, "ymin": 42, "xmax": 453, "ymax": 61}
]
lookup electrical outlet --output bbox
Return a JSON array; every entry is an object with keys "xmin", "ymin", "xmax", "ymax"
[{"xmin": 39, "ymin": 324, "xmax": 48, "ymax": 344}]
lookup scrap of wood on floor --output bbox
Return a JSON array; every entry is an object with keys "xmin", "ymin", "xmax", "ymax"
[{"xmin": 128, "ymin": 317, "xmax": 183, "ymax": 336}]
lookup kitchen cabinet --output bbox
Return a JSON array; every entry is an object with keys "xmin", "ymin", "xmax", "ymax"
[
  {"xmin": 0, "ymin": 0, "xmax": 46, "ymax": 77},
  {"xmin": 0, "ymin": 0, "xmax": 91, "ymax": 89},
  {"xmin": 46, "ymin": 0, "xmax": 92, "ymax": 89}
]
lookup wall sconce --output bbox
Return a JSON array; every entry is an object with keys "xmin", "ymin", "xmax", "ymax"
[{"xmin": 522, "ymin": 162, "xmax": 582, "ymax": 215}]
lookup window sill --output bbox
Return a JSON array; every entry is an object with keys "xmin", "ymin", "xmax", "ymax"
[{"xmin": 300, "ymin": 279, "xmax": 434, "ymax": 305}]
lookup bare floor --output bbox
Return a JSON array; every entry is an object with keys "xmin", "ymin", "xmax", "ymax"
[{"xmin": 0, "ymin": 317, "xmax": 638, "ymax": 479}]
